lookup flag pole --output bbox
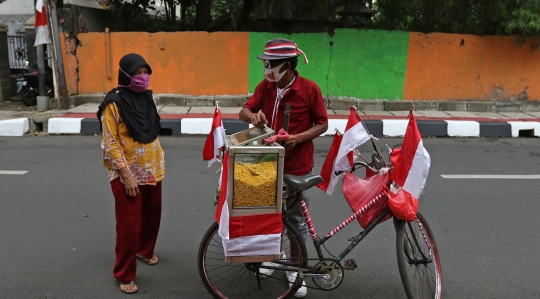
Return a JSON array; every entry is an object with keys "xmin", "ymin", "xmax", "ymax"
[
  {"xmin": 352, "ymin": 107, "xmax": 387, "ymax": 167},
  {"xmin": 355, "ymin": 149, "xmax": 370, "ymax": 164}
]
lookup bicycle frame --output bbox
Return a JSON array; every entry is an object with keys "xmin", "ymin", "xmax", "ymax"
[{"xmin": 281, "ymin": 187, "xmax": 391, "ymax": 273}]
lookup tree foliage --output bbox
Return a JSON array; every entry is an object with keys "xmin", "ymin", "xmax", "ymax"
[
  {"xmin": 104, "ymin": 0, "xmax": 540, "ymax": 36},
  {"xmin": 373, "ymin": 0, "xmax": 540, "ymax": 36}
]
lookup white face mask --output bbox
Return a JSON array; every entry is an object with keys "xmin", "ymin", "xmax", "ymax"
[{"xmin": 263, "ymin": 61, "xmax": 286, "ymax": 82}]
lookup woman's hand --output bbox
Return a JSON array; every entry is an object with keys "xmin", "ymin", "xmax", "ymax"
[
  {"xmin": 123, "ymin": 175, "xmax": 140, "ymax": 197},
  {"xmin": 118, "ymin": 167, "xmax": 139, "ymax": 196}
]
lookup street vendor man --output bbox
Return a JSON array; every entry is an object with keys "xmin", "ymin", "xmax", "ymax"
[{"xmin": 239, "ymin": 38, "xmax": 329, "ymax": 298}]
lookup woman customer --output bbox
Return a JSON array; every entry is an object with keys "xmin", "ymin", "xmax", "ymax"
[{"xmin": 97, "ymin": 53, "xmax": 165, "ymax": 294}]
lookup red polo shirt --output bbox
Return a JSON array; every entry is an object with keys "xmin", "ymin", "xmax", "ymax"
[{"xmin": 244, "ymin": 71, "xmax": 328, "ymax": 175}]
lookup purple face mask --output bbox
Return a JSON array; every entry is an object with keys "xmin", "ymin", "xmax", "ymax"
[{"xmin": 118, "ymin": 68, "xmax": 150, "ymax": 93}]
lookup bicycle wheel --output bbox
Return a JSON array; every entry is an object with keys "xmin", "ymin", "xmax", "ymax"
[
  {"xmin": 198, "ymin": 219, "xmax": 308, "ymax": 299},
  {"xmin": 395, "ymin": 212, "xmax": 441, "ymax": 299}
]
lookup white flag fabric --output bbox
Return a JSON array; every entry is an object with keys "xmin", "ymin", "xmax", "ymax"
[
  {"xmin": 34, "ymin": 0, "xmax": 51, "ymax": 46},
  {"xmin": 390, "ymin": 111, "xmax": 430, "ymax": 199},
  {"xmin": 36, "ymin": 0, "xmax": 44, "ymax": 12},
  {"xmin": 334, "ymin": 107, "xmax": 371, "ymax": 172}
]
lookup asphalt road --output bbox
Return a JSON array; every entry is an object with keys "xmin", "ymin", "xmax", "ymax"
[{"xmin": 0, "ymin": 136, "xmax": 539, "ymax": 299}]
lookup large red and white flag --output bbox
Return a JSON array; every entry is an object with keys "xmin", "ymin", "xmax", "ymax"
[
  {"xmin": 215, "ymin": 154, "xmax": 283, "ymax": 256},
  {"xmin": 34, "ymin": 0, "xmax": 51, "ymax": 46},
  {"xmin": 334, "ymin": 107, "xmax": 371, "ymax": 173},
  {"xmin": 317, "ymin": 132, "xmax": 343, "ymax": 194},
  {"xmin": 390, "ymin": 111, "xmax": 430, "ymax": 199},
  {"xmin": 203, "ymin": 107, "xmax": 227, "ymax": 167}
]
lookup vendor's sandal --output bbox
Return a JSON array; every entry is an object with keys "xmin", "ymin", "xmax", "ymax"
[
  {"xmin": 136, "ymin": 253, "xmax": 158, "ymax": 265},
  {"xmin": 119, "ymin": 281, "xmax": 138, "ymax": 294}
]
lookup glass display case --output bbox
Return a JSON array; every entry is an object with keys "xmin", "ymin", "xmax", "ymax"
[{"xmin": 226, "ymin": 128, "xmax": 284, "ymax": 217}]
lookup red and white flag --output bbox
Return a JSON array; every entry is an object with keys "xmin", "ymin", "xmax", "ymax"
[
  {"xmin": 203, "ymin": 107, "xmax": 227, "ymax": 167},
  {"xmin": 390, "ymin": 111, "xmax": 430, "ymax": 199},
  {"xmin": 215, "ymin": 154, "xmax": 283, "ymax": 256},
  {"xmin": 334, "ymin": 107, "xmax": 371, "ymax": 173},
  {"xmin": 317, "ymin": 132, "xmax": 343, "ymax": 194},
  {"xmin": 34, "ymin": 0, "xmax": 51, "ymax": 46}
]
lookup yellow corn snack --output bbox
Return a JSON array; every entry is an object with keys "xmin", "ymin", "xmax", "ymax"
[{"xmin": 233, "ymin": 161, "xmax": 277, "ymax": 207}]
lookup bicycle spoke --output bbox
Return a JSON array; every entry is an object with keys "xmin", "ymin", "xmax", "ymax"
[
  {"xmin": 198, "ymin": 221, "xmax": 307, "ymax": 299},
  {"xmin": 396, "ymin": 213, "xmax": 441, "ymax": 299}
]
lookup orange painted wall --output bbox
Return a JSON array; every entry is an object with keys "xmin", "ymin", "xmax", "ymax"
[
  {"xmin": 404, "ymin": 32, "xmax": 540, "ymax": 101},
  {"xmin": 70, "ymin": 32, "xmax": 249, "ymax": 95}
]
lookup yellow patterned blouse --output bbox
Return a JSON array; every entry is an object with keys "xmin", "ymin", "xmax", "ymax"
[{"xmin": 101, "ymin": 103, "xmax": 165, "ymax": 185}]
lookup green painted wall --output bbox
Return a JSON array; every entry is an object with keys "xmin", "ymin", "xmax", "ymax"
[
  {"xmin": 248, "ymin": 32, "xmax": 331, "ymax": 94},
  {"xmin": 328, "ymin": 29, "xmax": 409, "ymax": 100},
  {"xmin": 248, "ymin": 30, "xmax": 409, "ymax": 100}
]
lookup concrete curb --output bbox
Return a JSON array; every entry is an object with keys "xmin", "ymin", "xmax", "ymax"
[
  {"xmin": 0, "ymin": 118, "xmax": 29, "ymax": 136},
  {"xmin": 38, "ymin": 117, "xmax": 540, "ymax": 138}
]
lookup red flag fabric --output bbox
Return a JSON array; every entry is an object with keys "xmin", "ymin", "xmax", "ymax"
[
  {"xmin": 34, "ymin": 0, "xmax": 50, "ymax": 46},
  {"xmin": 334, "ymin": 107, "xmax": 371, "ymax": 173},
  {"xmin": 215, "ymin": 153, "xmax": 283, "ymax": 256},
  {"xmin": 317, "ymin": 132, "xmax": 342, "ymax": 194},
  {"xmin": 203, "ymin": 107, "xmax": 226, "ymax": 167},
  {"xmin": 390, "ymin": 111, "xmax": 430, "ymax": 199}
]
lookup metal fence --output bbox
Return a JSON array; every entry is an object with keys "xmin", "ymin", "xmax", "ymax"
[{"xmin": 7, "ymin": 34, "xmax": 28, "ymax": 70}]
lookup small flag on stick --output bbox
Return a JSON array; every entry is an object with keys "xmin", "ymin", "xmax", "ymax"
[{"xmin": 34, "ymin": 0, "xmax": 51, "ymax": 46}]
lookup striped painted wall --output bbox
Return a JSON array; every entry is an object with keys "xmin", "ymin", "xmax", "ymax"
[{"xmin": 62, "ymin": 30, "xmax": 540, "ymax": 101}]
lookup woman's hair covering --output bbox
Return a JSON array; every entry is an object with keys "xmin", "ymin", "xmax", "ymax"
[
  {"xmin": 118, "ymin": 53, "xmax": 153, "ymax": 86},
  {"xmin": 97, "ymin": 53, "xmax": 160, "ymax": 144}
]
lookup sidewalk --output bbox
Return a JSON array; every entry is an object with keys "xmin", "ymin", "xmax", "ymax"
[{"xmin": 1, "ymin": 100, "xmax": 540, "ymax": 137}]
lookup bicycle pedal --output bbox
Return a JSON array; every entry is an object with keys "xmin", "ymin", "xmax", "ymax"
[{"xmin": 342, "ymin": 259, "xmax": 357, "ymax": 270}]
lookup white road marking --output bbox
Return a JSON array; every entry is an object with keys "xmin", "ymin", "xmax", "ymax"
[
  {"xmin": 441, "ymin": 174, "xmax": 540, "ymax": 179},
  {"xmin": 0, "ymin": 170, "xmax": 28, "ymax": 175}
]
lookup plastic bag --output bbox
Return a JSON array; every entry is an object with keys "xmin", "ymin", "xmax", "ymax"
[
  {"xmin": 342, "ymin": 169, "xmax": 391, "ymax": 228},
  {"xmin": 385, "ymin": 185, "xmax": 418, "ymax": 222}
]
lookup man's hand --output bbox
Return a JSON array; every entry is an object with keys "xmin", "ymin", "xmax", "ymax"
[
  {"xmin": 284, "ymin": 134, "xmax": 299, "ymax": 149},
  {"xmin": 250, "ymin": 111, "xmax": 268, "ymax": 128}
]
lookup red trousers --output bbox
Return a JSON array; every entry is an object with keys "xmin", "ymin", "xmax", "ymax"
[{"xmin": 110, "ymin": 178, "xmax": 162, "ymax": 283}]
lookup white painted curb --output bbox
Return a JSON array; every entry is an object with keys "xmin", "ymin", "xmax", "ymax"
[
  {"xmin": 48, "ymin": 118, "xmax": 83, "ymax": 134},
  {"xmin": 530, "ymin": 122, "xmax": 540, "ymax": 137},
  {"xmin": 507, "ymin": 121, "xmax": 540, "ymax": 137},
  {"xmin": 382, "ymin": 119, "xmax": 408, "ymax": 137},
  {"xmin": 445, "ymin": 120, "xmax": 480, "ymax": 137},
  {"xmin": 181, "ymin": 118, "xmax": 213, "ymax": 135},
  {"xmin": 0, "ymin": 118, "xmax": 29, "ymax": 136}
]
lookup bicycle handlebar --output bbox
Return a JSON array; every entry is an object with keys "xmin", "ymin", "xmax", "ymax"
[{"xmin": 334, "ymin": 161, "xmax": 379, "ymax": 176}]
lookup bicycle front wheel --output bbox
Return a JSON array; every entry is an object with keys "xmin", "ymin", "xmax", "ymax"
[
  {"xmin": 395, "ymin": 212, "xmax": 441, "ymax": 299},
  {"xmin": 198, "ymin": 220, "xmax": 308, "ymax": 299}
]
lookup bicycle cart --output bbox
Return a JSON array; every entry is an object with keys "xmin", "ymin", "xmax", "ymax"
[{"xmin": 198, "ymin": 126, "xmax": 441, "ymax": 299}]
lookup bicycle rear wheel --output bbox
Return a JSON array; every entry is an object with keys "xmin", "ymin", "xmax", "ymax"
[
  {"xmin": 395, "ymin": 212, "xmax": 441, "ymax": 299},
  {"xmin": 198, "ymin": 220, "xmax": 308, "ymax": 299}
]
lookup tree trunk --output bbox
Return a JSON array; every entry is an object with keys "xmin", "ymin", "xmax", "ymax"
[
  {"xmin": 237, "ymin": 0, "xmax": 254, "ymax": 30},
  {"xmin": 195, "ymin": 0, "xmax": 212, "ymax": 31},
  {"xmin": 180, "ymin": 2, "xmax": 186, "ymax": 27}
]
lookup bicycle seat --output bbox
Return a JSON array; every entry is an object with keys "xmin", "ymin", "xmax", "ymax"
[{"xmin": 283, "ymin": 174, "xmax": 323, "ymax": 191}]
